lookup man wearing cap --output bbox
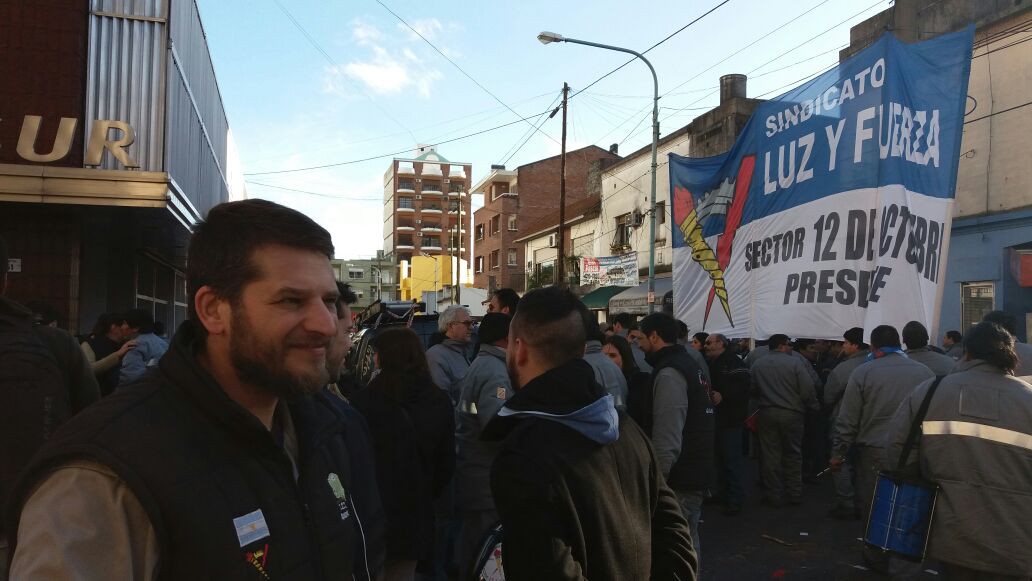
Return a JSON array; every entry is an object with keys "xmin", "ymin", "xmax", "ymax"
[{"xmin": 454, "ymin": 313, "xmax": 512, "ymax": 579}]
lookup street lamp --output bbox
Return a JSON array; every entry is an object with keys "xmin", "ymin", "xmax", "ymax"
[{"xmin": 538, "ymin": 31, "xmax": 661, "ymax": 313}]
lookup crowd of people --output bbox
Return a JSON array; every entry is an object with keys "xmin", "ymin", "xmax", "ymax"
[{"xmin": 1, "ymin": 198, "xmax": 1030, "ymax": 581}]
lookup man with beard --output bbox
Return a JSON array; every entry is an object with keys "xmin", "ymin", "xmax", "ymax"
[
  {"xmin": 7, "ymin": 200, "xmax": 384, "ymax": 580},
  {"xmin": 484, "ymin": 289, "xmax": 697, "ymax": 580}
]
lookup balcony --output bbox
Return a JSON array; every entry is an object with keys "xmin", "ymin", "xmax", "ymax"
[
  {"xmin": 396, "ymin": 244, "xmax": 415, "ymax": 250},
  {"xmin": 421, "ymin": 225, "xmax": 442, "ymax": 232},
  {"xmin": 397, "ymin": 163, "xmax": 415, "ymax": 175},
  {"xmin": 421, "ymin": 163, "xmax": 443, "ymax": 177},
  {"xmin": 420, "ymin": 186, "xmax": 444, "ymax": 197},
  {"xmin": 447, "ymin": 190, "xmax": 466, "ymax": 197},
  {"xmin": 397, "ymin": 206, "xmax": 415, "ymax": 213},
  {"xmin": 422, "ymin": 244, "xmax": 443, "ymax": 251},
  {"xmin": 449, "ymin": 165, "xmax": 466, "ymax": 178},
  {"xmin": 396, "ymin": 224, "xmax": 415, "ymax": 231},
  {"xmin": 397, "ymin": 186, "xmax": 415, "ymax": 194},
  {"xmin": 422, "ymin": 207, "xmax": 443, "ymax": 214}
]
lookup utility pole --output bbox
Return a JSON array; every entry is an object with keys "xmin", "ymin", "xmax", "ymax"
[{"xmin": 556, "ymin": 82, "xmax": 569, "ymax": 287}]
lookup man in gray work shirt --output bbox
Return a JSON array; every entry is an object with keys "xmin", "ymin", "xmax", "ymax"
[
  {"xmin": 751, "ymin": 334, "xmax": 819, "ymax": 506},
  {"xmin": 902, "ymin": 321, "xmax": 956, "ymax": 377},
  {"xmin": 637, "ymin": 312, "xmax": 714, "ymax": 564},
  {"xmin": 822, "ymin": 327, "xmax": 868, "ymax": 519},
  {"xmin": 830, "ymin": 324, "xmax": 934, "ymax": 574},
  {"xmin": 454, "ymin": 313, "xmax": 512, "ymax": 581}
]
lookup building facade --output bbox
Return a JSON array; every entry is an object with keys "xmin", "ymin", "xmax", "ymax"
[
  {"xmin": 844, "ymin": 0, "xmax": 1032, "ymax": 340},
  {"xmin": 382, "ymin": 146, "xmax": 471, "ymax": 298},
  {"xmin": 331, "ymin": 252, "xmax": 395, "ymax": 311},
  {"xmin": 471, "ymin": 145, "xmax": 618, "ymax": 293},
  {"xmin": 517, "ymin": 196, "xmax": 602, "ymax": 290},
  {"xmin": 0, "ymin": 0, "xmax": 245, "ymax": 334}
]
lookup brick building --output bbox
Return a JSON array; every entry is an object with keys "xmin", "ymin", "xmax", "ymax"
[
  {"xmin": 382, "ymin": 146, "xmax": 471, "ymax": 296},
  {"xmin": 471, "ymin": 145, "xmax": 619, "ymax": 293}
]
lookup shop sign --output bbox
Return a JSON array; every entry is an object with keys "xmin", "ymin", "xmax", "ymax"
[{"xmin": 2, "ymin": 115, "xmax": 139, "ymax": 168}]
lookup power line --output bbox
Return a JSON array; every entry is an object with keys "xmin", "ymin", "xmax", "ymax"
[
  {"xmin": 244, "ymin": 106, "xmax": 556, "ymax": 176},
  {"xmin": 246, "ymin": 180, "xmax": 385, "ymax": 201},
  {"xmin": 569, "ymin": 0, "xmax": 735, "ymax": 100},
  {"xmin": 500, "ymin": 91, "xmax": 564, "ymax": 166},
  {"xmin": 270, "ymin": 0, "xmax": 417, "ymax": 142},
  {"xmin": 374, "ymin": 0, "xmax": 560, "ymax": 146}
]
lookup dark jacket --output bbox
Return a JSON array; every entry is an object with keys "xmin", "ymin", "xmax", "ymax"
[
  {"xmin": 350, "ymin": 372, "xmax": 454, "ymax": 564},
  {"xmin": 707, "ymin": 350, "xmax": 750, "ymax": 428},
  {"xmin": 7, "ymin": 321, "xmax": 384, "ymax": 580},
  {"xmin": 0, "ymin": 296, "xmax": 99, "ymax": 527},
  {"xmin": 483, "ymin": 359, "xmax": 697, "ymax": 581},
  {"xmin": 625, "ymin": 369, "xmax": 655, "ymax": 434},
  {"xmin": 647, "ymin": 345, "xmax": 716, "ymax": 491}
]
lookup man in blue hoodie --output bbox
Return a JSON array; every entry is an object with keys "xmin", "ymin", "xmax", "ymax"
[{"xmin": 483, "ymin": 288, "xmax": 697, "ymax": 581}]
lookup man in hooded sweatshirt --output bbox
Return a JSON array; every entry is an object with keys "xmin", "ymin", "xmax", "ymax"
[{"xmin": 484, "ymin": 289, "xmax": 697, "ymax": 581}]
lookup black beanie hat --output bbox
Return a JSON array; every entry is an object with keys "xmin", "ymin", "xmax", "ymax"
[{"xmin": 478, "ymin": 312, "xmax": 511, "ymax": 345}]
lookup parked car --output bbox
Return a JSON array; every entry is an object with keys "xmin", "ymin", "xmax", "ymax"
[{"xmin": 345, "ymin": 300, "xmax": 440, "ymax": 385}]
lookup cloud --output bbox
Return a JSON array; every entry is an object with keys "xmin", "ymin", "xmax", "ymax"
[
  {"xmin": 351, "ymin": 20, "xmax": 382, "ymax": 46},
  {"xmin": 331, "ymin": 19, "xmax": 448, "ymax": 98}
]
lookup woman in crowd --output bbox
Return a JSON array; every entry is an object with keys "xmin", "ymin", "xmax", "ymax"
[
  {"xmin": 603, "ymin": 334, "xmax": 654, "ymax": 430},
  {"xmin": 691, "ymin": 332, "xmax": 709, "ymax": 352},
  {"xmin": 349, "ymin": 327, "xmax": 456, "ymax": 581}
]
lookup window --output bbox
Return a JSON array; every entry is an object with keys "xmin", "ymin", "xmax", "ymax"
[
  {"xmin": 423, "ymin": 203, "xmax": 442, "ymax": 212},
  {"xmin": 422, "ymin": 222, "xmax": 440, "ymax": 230},
  {"xmin": 491, "ymin": 184, "xmax": 510, "ymax": 200},
  {"xmin": 475, "ymin": 256, "xmax": 484, "ymax": 273},
  {"xmin": 449, "ymin": 200, "xmax": 460, "ymax": 212},
  {"xmin": 960, "ymin": 282, "xmax": 994, "ymax": 330},
  {"xmin": 397, "ymin": 234, "xmax": 414, "ymax": 246},
  {"xmin": 475, "ymin": 224, "xmax": 485, "ymax": 240},
  {"xmin": 422, "ymin": 182, "xmax": 442, "ymax": 193},
  {"xmin": 449, "ymin": 182, "xmax": 463, "ymax": 193},
  {"xmin": 399, "ymin": 197, "xmax": 414, "ymax": 209},
  {"xmin": 348, "ymin": 268, "xmax": 364, "ymax": 280},
  {"xmin": 536, "ymin": 261, "xmax": 555, "ymax": 286},
  {"xmin": 507, "ymin": 248, "xmax": 517, "ymax": 266},
  {"xmin": 490, "ymin": 250, "xmax": 500, "ymax": 269},
  {"xmin": 490, "ymin": 215, "xmax": 501, "ymax": 235},
  {"xmin": 613, "ymin": 213, "xmax": 633, "ymax": 247},
  {"xmin": 422, "ymin": 236, "xmax": 441, "ymax": 247},
  {"xmin": 656, "ymin": 202, "xmax": 666, "ymax": 225},
  {"xmin": 508, "ymin": 215, "xmax": 517, "ymax": 231},
  {"xmin": 398, "ymin": 179, "xmax": 415, "ymax": 190}
]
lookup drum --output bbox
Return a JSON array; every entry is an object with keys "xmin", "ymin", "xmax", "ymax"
[
  {"xmin": 864, "ymin": 471, "xmax": 938, "ymax": 561},
  {"xmin": 472, "ymin": 523, "xmax": 505, "ymax": 581}
]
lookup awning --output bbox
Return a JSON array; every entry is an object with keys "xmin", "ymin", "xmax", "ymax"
[
  {"xmin": 608, "ymin": 277, "xmax": 673, "ymax": 315},
  {"xmin": 580, "ymin": 285, "xmax": 628, "ymax": 310}
]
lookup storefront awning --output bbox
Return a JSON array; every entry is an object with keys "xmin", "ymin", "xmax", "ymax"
[
  {"xmin": 608, "ymin": 277, "xmax": 673, "ymax": 315},
  {"xmin": 580, "ymin": 285, "xmax": 628, "ymax": 310}
]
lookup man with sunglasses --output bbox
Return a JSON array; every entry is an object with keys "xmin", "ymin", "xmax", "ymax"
[{"xmin": 427, "ymin": 306, "xmax": 473, "ymax": 406}]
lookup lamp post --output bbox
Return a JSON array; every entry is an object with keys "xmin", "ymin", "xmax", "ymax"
[{"xmin": 538, "ymin": 31, "xmax": 660, "ymax": 313}]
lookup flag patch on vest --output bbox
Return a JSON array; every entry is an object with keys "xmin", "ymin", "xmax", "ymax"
[
  {"xmin": 327, "ymin": 472, "xmax": 351, "ymax": 521},
  {"xmin": 233, "ymin": 509, "xmax": 270, "ymax": 547},
  {"xmin": 495, "ymin": 387, "xmax": 507, "ymax": 400}
]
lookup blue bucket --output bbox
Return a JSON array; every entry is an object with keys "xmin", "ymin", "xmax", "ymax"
[{"xmin": 864, "ymin": 471, "xmax": 938, "ymax": 561}]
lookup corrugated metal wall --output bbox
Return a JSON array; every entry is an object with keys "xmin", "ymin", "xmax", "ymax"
[
  {"xmin": 86, "ymin": 0, "xmax": 168, "ymax": 171},
  {"xmin": 166, "ymin": 0, "xmax": 230, "ymax": 215},
  {"xmin": 86, "ymin": 0, "xmax": 231, "ymax": 216}
]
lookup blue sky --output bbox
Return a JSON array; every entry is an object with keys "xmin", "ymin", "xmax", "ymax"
[{"xmin": 197, "ymin": 0, "xmax": 892, "ymax": 259}]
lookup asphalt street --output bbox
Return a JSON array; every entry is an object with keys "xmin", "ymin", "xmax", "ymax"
[{"xmin": 697, "ymin": 458, "xmax": 943, "ymax": 580}]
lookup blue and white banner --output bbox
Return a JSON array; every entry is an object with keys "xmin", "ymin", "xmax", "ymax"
[
  {"xmin": 580, "ymin": 252, "xmax": 638, "ymax": 287},
  {"xmin": 669, "ymin": 27, "xmax": 973, "ymax": 340}
]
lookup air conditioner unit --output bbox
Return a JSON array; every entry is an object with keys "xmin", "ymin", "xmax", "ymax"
[
  {"xmin": 632, "ymin": 210, "xmax": 644, "ymax": 227},
  {"xmin": 548, "ymin": 234, "xmax": 557, "ymax": 248},
  {"xmin": 416, "ymin": 194, "xmax": 422, "ymax": 200},
  {"xmin": 416, "ymin": 219, "xmax": 422, "ymax": 224}
]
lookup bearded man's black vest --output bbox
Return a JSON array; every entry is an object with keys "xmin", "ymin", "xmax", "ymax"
[{"xmin": 8, "ymin": 322, "xmax": 382, "ymax": 580}]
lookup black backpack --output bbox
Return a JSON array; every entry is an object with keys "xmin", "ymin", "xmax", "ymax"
[{"xmin": 0, "ymin": 316, "xmax": 70, "ymax": 524}]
